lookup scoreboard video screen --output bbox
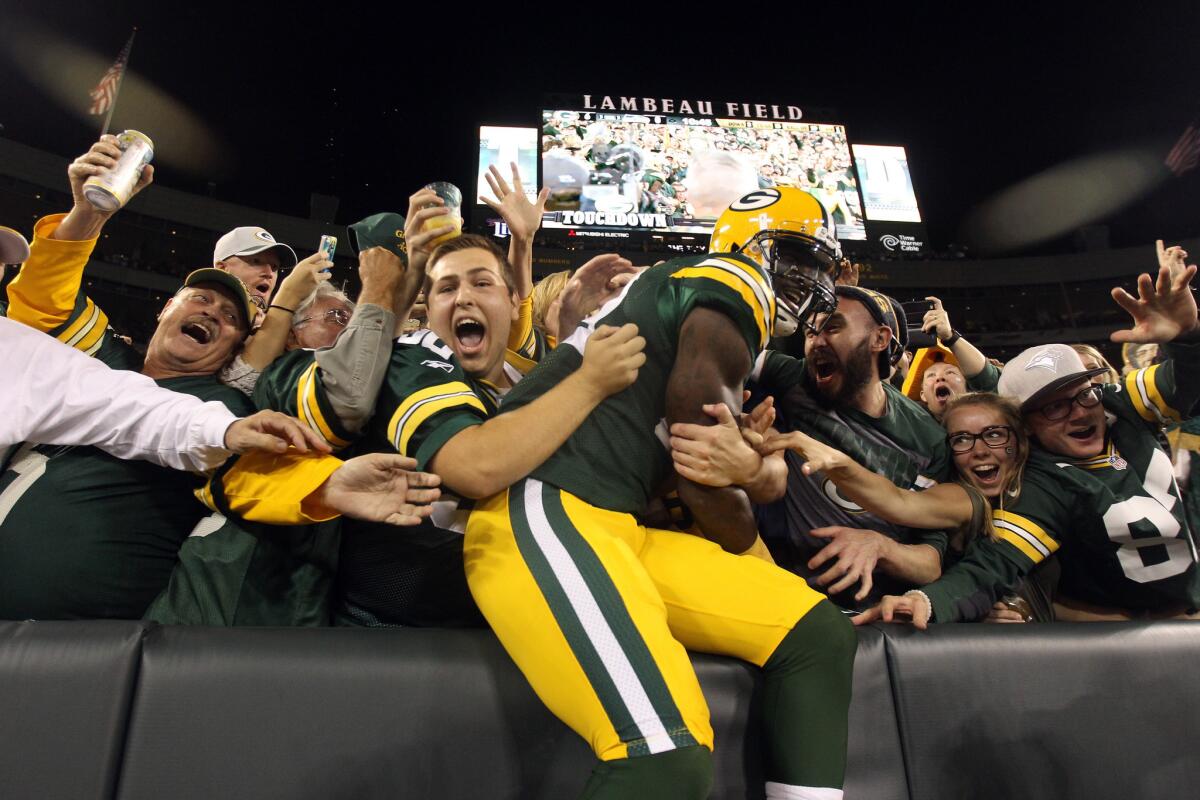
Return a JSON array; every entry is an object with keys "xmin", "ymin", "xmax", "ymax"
[
  {"xmin": 540, "ymin": 108, "xmax": 866, "ymax": 240},
  {"xmin": 852, "ymin": 144, "xmax": 922, "ymax": 223},
  {"xmin": 477, "ymin": 126, "xmax": 539, "ymax": 204}
]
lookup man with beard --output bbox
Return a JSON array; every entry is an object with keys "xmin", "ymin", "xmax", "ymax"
[{"xmin": 749, "ymin": 285, "xmax": 953, "ymax": 609}]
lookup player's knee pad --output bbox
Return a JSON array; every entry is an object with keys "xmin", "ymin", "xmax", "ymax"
[
  {"xmin": 580, "ymin": 745, "xmax": 713, "ymax": 800},
  {"xmin": 765, "ymin": 599, "xmax": 857, "ymax": 676}
]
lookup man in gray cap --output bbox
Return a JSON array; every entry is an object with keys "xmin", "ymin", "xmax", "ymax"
[
  {"xmin": 859, "ymin": 260, "xmax": 1200, "ymax": 626},
  {"xmin": 213, "ymin": 225, "xmax": 298, "ymax": 306}
]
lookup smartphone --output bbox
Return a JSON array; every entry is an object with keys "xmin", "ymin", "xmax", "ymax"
[
  {"xmin": 318, "ymin": 234, "xmax": 337, "ymax": 272},
  {"xmin": 899, "ymin": 299, "xmax": 934, "ymax": 320}
]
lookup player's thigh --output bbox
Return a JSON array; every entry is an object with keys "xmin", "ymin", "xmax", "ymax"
[
  {"xmin": 466, "ymin": 479, "xmax": 712, "ymax": 760},
  {"xmin": 640, "ymin": 528, "xmax": 827, "ymax": 667}
]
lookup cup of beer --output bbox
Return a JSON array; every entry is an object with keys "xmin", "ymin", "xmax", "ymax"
[
  {"xmin": 424, "ymin": 181, "xmax": 463, "ymax": 246},
  {"xmin": 83, "ymin": 130, "xmax": 154, "ymax": 212}
]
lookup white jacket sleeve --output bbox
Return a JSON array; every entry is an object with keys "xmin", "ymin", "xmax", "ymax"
[{"xmin": 2, "ymin": 317, "xmax": 236, "ymax": 471}]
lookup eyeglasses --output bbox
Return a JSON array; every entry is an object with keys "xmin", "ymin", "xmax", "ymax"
[
  {"xmin": 1034, "ymin": 384, "xmax": 1102, "ymax": 421},
  {"xmin": 948, "ymin": 425, "xmax": 1014, "ymax": 454},
  {"xmin": 295, "ymin": 308, "xmax": 350, "ymax": 328}
]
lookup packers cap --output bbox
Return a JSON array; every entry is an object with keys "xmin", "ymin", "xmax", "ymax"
[
  {"xmin": 182, "ymin": 268, "xmax": 257, "ymax": 328},
  {"xmin": 0, "ymin": 225, "xmax": 30, "ymax": 264},
  {"xmin": 213, "ymin": 226, "xmax": 298, "ymax": 270},
  {"xmin": 347, "ymin": 212, "xmax": 408, "ymax": 262},
  {"xmin": 998, "ymin": 343, "xmax": 1109, "ymax": 411},
  {"xmin": 834, "ymin": 285, "xmax": 908, "ymax": 377},
  {"xmin": 901, "ymin": 345, "xmax": 960, "ymax": 401}
]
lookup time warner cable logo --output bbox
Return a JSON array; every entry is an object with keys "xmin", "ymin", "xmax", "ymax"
[{"xmin": 880, "ymin": 233, "xmax": 923, "ymax": 253}]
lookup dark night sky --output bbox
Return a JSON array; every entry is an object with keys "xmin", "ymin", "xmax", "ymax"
[{"xmin": 3, "ymin": 2, "xmax": 1200, "ymax": 253}]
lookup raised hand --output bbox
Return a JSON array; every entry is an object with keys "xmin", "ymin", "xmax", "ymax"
[
  {"xmin": 921, "ymin": 296, "xmax": 953, "ymax": 341},
  {"xmin": 481, "ymin": 162, "xmax": 549, "ymax": 242},
  {"xmin": 315, "ymin": 453, "xmax": 442, "ymax": 526},
  {"xmin": 274, "ymin": 251, "xmax": 333, "ymax": 310},
  {"xmin": 56, "ymin": 136, "xmax": 155, "ymax": 240},
  {"xmin": 556, "ymin": 253, "xmax": 639, "ymax": 334},
  {"xmin": 1111, "ymin": 262, "xmax": 1200, "ymax": 343},
  {"xmin": 578, "ymin": 323, "xmax": 646, "ymax": 398},
  {"xmin": 1156, "ymin": 239, "xmax": 1190, "ymax": 283},
  {"xmin": 404, "ymin": 188, "xmax": 457, "ymax": 277}
]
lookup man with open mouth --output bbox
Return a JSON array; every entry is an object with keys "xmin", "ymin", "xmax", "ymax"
[{"xmin": 748, "ymin": 284, "xmax": 955, "ymax": 610}]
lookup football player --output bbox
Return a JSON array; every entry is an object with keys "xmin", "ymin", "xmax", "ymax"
[
  {"xmin": 859, "ymin": 259, "xmax": 1200, "ymax": 626},
  {"xmin": 464, "ymin": 187, "xmax": 857, "ymax": 799}
]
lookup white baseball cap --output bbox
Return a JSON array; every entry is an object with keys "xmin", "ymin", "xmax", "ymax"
[
  {"xmin": 998, "ymin": 343, "xmax": 1110, "ymax": 411},
  {"xmin": 213, "ymin": 226, "xmax": 298, "ymax": 269},
  {"xmin": 0, "ymin": 225, "xmax": 30, "ymax": 264}
]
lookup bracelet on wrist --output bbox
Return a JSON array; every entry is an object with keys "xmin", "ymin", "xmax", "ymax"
[
  {"xmin": 903, "ymin": 590, "xmax": 934, "ymax": 625},
  {"xmin": 268, "ymin": 304, "xmax": 296, "ymax": 315},
  {"xmin": 941, "ymin": 330, "xmax": 962, "ymax": 348}
]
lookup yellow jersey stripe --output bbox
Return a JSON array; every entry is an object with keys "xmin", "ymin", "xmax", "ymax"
[
  {"xmin": 294, "ymin": 363, "xmax": 350, "ymax": 449},
  {"xmin": 670, "ymin": 266, "xmax": 768, "ymax": 349},
  {"xmin": 505, "ymin": 347, "xmax": 538, "ymax": 376},
  {"xmin": 59, "ymin": 299, "xmax": 106, "ymax": 351},
  {"xmin": 1124, "ymin": 367, "xmax": 1154, "ymax": 421},
  {"xmin": 1139, "ymin": 364, "xmax": 1181, "ymax": 422},
  {"xmin": 993, "ymin": 511, "xmax": 1059, "ymax": 563},
  {"xmin": 703, "ymin": 256, "xmax": 777, "ymax": 325},
  {"xmin": 387, "ymin": 382, "xmax": 485, "ymax": 455}
]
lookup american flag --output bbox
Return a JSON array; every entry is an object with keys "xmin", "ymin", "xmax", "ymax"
[
  {"xmin": 89, "ymin": 31, "xmax": 135, "ymax": 116},
  {"xmin": 1165, "ymin": 115, "xmax": 1200, "ymax": 177}
]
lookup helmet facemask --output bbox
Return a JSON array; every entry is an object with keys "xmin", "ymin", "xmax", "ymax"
[{"xmin": 743, "ymin": 228, "xmax": 840, "ymax": 337}]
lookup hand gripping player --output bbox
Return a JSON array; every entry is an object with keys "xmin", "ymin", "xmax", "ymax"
[{"xmin": 464, "ymin": 187, "xmax": 858, "ymax": 799}]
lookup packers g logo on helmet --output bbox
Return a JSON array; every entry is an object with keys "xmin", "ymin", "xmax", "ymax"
[{"xmin": 710, "ymin": 187, "xmax": 842, "ymax": 337}]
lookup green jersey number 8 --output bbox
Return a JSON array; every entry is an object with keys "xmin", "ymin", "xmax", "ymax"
[{"xmin": 1102, "ymin": 448, "xmax": 1195, "ymax": 583}]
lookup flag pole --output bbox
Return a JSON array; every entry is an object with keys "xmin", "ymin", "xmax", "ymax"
[{"xmin": 100, "ymin": 27, "xmax": 137, "ymax": 136}]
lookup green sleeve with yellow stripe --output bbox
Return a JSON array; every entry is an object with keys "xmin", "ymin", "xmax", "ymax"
[
  {"xmin": 5, "ymin": 213, "xmax": 119, "ymax": 361},
  {"xmin": 669, "ymin": 253, "xmax": 776, "ymax": 359},
  {"xmin": 922, "ymin": 479, "xmax": 1065, "ymax": 623},
  {"xmin": 253, "ymin": 349, "xmax": 355, "ymax": 452},
  {"xmin": 1118, "ymin": 340, "xmax": 1200, "ymax": 426},
  {"xmin": 372, "ymin": 333, "xmax": 490, "ymax": 470},
  {"xmin": 195, "ymin": 449, "xmax": 343, "ymax": 525}
]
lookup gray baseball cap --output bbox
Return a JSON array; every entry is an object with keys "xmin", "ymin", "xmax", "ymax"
[
  {"xmin": 0, "ymin": 225, "xmax": 30, "ymax": 264},
  {"xmin": 213, "ymin": 226, "xmax": 298, "ymax": 269},
  {"xmin": 998, "ymin": 343, "xmax": 1110, "ymax": 411}
]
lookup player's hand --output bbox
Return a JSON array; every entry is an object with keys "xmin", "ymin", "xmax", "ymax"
[
  {"xmin": 482, "ymin": 162, "xmax": 549, "ymax": 242},
  {"xmin": 921, "ymin": 296, "xmax": 953, "ymax": 342},
  {"xmin": 222, "ymin": 410, "xmax": 333, "ymax": 455},
  {"xmin": 808, "ymin": 526, "xmax": 888, "ymax": 601},
  {"xmin": 853, "ymin": 593, "xmax": 929, "ymax": 630},
  {"xmin": 404, "ymin": 188, "xmax": 456, "ymax": 278},
  {"xmin": 67, "ymin": 135, "xmax": 155, "ymax": 212},
  {"xmin": 315, "ymin": 453, "xmax": 442, "ymax": 526},
  {"xmin": 1156, "ymin": 239, "xmax": 1190, "ymax": 283},
  {"xmin": 556, "ymin": 253, "xmax": 639, "ymax": 335},
  {"xmin": 834, "ymin": 259, "xmax": 859, "ymax": 287},
  {"xmin": 579, "ymin": 323, "xmax": 646, "ymax": 398},
  {"xmin": 983, "ymin": 602, "xmax": 1028, "ymax": 624},
  {"xmin": 274, "ymin": 251, "xmax": 333, "ymax": 309},
  {"xmin": 669, "ymin": 403, "xmax": 762, "ymax": 487},
  {"xmin": 1111, "ymin": 262, "xmax": 1200, "ymax": 343}
]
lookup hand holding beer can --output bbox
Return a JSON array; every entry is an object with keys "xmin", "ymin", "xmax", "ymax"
[
  {"xmin": 423, "ymin": 181, "xmax": 463, "ymax": 246},
  {"xmin": 83, "ymin": 130, "xmax": 154, "ymax": 212}
]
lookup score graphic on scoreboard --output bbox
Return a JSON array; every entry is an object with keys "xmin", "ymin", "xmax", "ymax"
[{"xmin": 538, "ymin": 98, "xmax": 867, "ymax": 241}]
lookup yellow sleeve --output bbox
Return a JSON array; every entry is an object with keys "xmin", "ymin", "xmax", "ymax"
[
  {"xmin": 195, "ymin": 450, "xmax": 344, "ymax": 525},
  {"xmin": 506, "ymin": 294, "xmax": 536, "ymax": 357},
  {"xmin": 6, "ymin": 213, "xmax": 99, "ymax": 334}
]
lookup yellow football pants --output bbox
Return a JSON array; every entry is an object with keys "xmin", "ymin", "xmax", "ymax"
[{"xmin": 464, "ymin": 477, "xmax": 826, "ymax": 761}]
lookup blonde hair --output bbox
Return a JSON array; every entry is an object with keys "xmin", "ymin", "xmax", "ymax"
[
  {"xmin": 1071, "ymin": 343, "xmax": 1119, "ymax": 385},
  {"xmin": 942, "ymin": 392, "xmax": 1030, "ymax": 544},
  {"xmin": 532, "ymin": 270, "xmax": 571, "ymax": 336}
]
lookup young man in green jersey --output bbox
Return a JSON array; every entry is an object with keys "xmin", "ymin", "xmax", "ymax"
[
  {"xmin": 861, "ymin": 260, "xmax": 1200, "ymax": 626},
  {"xmin": 465, "ymin": 188, "xmax": 858, "ymax": 800}
]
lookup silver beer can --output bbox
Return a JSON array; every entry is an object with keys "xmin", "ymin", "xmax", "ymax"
[{"xmin": 83, "ymin": 130, "xmax": 154, "ymax": 212}]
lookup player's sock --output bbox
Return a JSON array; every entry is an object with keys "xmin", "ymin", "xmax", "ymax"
[
  {"xmin": 760, "ymin": 599, "xmax": 856, "ymax": 791},
  {"xmin": 578, "ymin": 745, "xmax": 712, "ymax": 800}
]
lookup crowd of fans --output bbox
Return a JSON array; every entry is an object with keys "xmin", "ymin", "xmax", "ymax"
[{"xmin": 4, "ymin": 134, "xmax": 1200, "ymax": 799}]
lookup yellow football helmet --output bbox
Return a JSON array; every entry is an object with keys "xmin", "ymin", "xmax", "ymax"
[{"xmin": 710, "ymin": 187, "xmax": 841, "ymax": 336}]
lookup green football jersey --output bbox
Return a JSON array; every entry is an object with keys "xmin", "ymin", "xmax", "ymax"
[
  {"xmin": 335, "ymin": 329, "xmax": 494, "ymax": 627},
  {"xmin": 0, "ymin": 328, "xmax": 253, "ymax": 619},
  {"xmin": 925, "ymin": 344, "xmax": 1200, "ymax": 621},
  {"xmin": 749, "ymin": 349, "xmax": 953, "ymax": 606},
  {"xmin": 253, "ymin": 348, "xmax": 356, "ymax": 451},
  {"xmin": 499, "ymin": 253, "xmax": 775, "ymax": 515}
]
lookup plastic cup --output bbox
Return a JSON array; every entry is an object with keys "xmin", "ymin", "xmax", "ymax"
[{"xmin": 424, "ymin": 181, "xmax": 463, "ymax": 245}]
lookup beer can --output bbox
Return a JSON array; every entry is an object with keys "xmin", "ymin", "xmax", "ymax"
[{"xmin": 83, "ymin": 130, "xmax": 154, "ymax": 212}]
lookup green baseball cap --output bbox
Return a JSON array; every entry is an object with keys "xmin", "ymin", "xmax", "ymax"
[
  {"xmin": 347, "ymin": 212, "xmax": 408, "ymax": 263},
  {"xmin": 182, "ymin": 268, "xmax": 257, "ymax": 328}
]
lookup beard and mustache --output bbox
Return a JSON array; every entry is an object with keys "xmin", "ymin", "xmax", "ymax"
[{"xmin": 805, "ymin": 336, "xmax": 877, "ymax": 409}]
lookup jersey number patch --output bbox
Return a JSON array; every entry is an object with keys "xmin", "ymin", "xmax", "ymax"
[{"xmin": 1101, "ymin": 448, "xmax": 1195, "ymax": 583}]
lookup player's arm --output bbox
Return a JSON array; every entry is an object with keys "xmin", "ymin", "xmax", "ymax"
[
  {"xmin": 429, "ymin": 323, "xmax": 645, "ymax": 498},
  {"xmin": 759, "ymin": 429, "xmax": 974, "ymax": 530},
  {"xmin": 667, "ymin": 399, "xmax": 787, "ymax": 504},
  {"xmin": 665, "ymin": 306, "xmax": 762, "ymax": 554}
]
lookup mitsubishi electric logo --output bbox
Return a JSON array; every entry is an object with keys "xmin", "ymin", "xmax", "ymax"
[{"xmin": 880, "ymin": 233, "xmax": 923, "ymax": 253}]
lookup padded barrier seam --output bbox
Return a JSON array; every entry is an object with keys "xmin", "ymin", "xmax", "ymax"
[
  {"xmin": 109, "ymin": 621, "xmax": 156, "ymax": 800},
  {"xmin": 878, "ymin": 624, "xmax": 917, "ymax": 800}
]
